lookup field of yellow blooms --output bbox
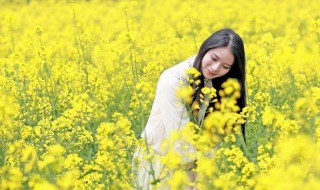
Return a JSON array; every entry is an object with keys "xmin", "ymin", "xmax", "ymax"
[{"xmin": 0, "ymin": 0, "xmax": 319, "ymax": 189}]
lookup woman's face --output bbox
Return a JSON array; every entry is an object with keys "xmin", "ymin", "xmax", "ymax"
[{"xmin": 201, "ymin": 46, "xmax": 234, "ymax": 79}]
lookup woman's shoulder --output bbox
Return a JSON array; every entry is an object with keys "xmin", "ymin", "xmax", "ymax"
[{"xmin": 158, "ymin": 55, "xmax": 196, "ymax": 89}]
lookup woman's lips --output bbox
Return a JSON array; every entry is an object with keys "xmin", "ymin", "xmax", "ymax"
[{"xmin": 207, "ymin": 68, "xmax": 216, "ymax": 76}]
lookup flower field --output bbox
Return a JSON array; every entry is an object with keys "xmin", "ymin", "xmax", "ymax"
[{"xmin": 0, "ymin": 0, "xmax": 319, "ymax": 189}]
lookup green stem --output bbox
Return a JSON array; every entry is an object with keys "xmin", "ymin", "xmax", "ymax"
[
  {"xmin": 9, "ymin": 17, "xmax": 15, "ymax": 53},
  {"xmin": 239, "ymin": 132, "xmax": 254, "ymax": 162},
  {"xmin": 124, "ymin": 10, "xmax": 138, "ymax": 86},
  {"xmin": 187, "ymin": 11, "xmax": 197, "ymax": 51}
]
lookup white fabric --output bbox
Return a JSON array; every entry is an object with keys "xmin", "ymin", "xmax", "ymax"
[{"xmin": 134, "ymin": 56, "xmax": 197, "ymax": 190}]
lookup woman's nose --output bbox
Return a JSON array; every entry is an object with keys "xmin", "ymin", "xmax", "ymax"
[{"xmin": 211, "ymin": 62, "xmax": 220, "ymax": 72}]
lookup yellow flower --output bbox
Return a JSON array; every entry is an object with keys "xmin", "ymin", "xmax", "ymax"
[
  {"xmin": 57, "ymin": 170, "xmax": 81, "ymax": 189},
  {"xmin": 168, "ymin": 170, "xmax": 189, "ymax": 189},
  {"xmin": 160, "ymin": 151, "xmax": 182, "ymax": 169},
  {"xmin": 201, "ymin": 87, "xmax": 211, "ymax": 95},
  {"xmin": 191, "ymin": 101, "xmax": 200, "ymax": 110},
  {"xmin": 177, "ymin": 85, "xmax": 194, "ymax": 104},
  {"xmin": 20, "ymin": 145, "xmax": 37, "ymax": 173},
  {"xmin": 186, "ymin": 67, "xmax": 201, "ymax": 78}
]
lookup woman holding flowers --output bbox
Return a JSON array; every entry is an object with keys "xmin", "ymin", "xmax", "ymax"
[{"xmin": 134, "ymin": 28, "xmax": 246, "ymax": 190}]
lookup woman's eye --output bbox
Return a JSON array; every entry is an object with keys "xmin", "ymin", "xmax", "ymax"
[
  {"xmin": 223, "ymin": 66, "xmax": 230, "ymax": 69},
  {"xmin": 211, "ymin": 56, "xmax": 217, "ymax": 61}
]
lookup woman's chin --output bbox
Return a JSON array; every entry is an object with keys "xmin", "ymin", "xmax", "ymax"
[{"xmin": 204, "ymin": 74, "xmax": 218, "ymax": 80}]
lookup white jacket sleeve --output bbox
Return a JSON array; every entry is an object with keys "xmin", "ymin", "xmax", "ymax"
[
  {"xmin": 156, "ymin": 70, "xmax": 197, "ymax": 163},
  {"xmin": 157, "ymin": 70, "xmax": 189, "ymax": 134}
]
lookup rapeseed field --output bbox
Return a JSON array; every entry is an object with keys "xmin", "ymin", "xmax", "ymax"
[{"xmin": 0, "ymin": 0, "xmax": 319, "ymax": 189}]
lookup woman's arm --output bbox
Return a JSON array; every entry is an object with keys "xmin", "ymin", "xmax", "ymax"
[
  {"xmin": 156, "ymin": 70, "xmax": 197, "ymax": 163},
  {"xmin": 157, "ymin": 70, "xmax": 190, "ymax": 134}
]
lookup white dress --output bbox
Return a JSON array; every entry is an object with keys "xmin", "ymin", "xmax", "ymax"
[{"xmin": 133, "ymin": 56, "xmax": 197, "ymax": 190}]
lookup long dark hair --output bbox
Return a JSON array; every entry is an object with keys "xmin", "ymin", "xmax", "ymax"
[{"xmin": 192, "ymin": 28, "xmax": 246, "ymax": 141}]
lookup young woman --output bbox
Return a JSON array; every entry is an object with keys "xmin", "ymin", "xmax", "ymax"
[{"xmin": 134, "ymin": 28, "xmax": 246, "ymax": 190}]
